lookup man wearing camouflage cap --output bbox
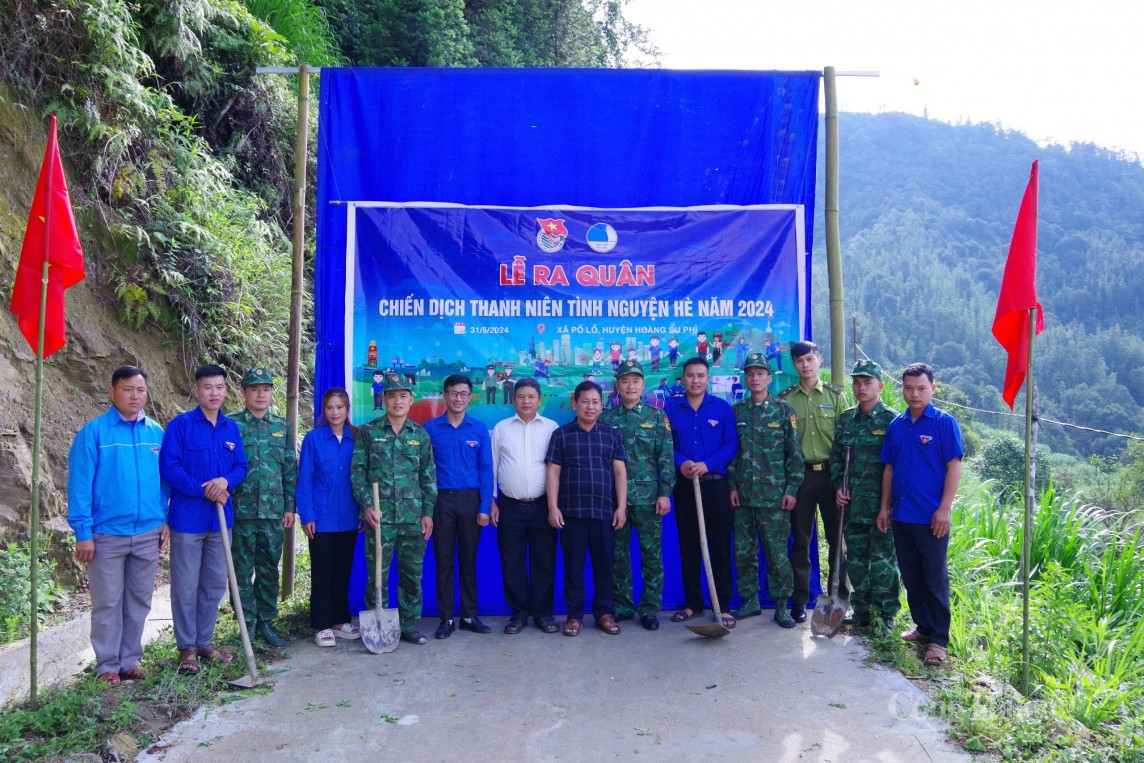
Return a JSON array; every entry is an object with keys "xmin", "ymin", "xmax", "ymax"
[
  {"xmin": 229, "ymin": 366, "xmax": 298, "ymax": 647},
  {"xmin": 728, "ymin": 353, "xmax": 804, "ymax": 627},
  {"xmin": 829, "ymin": 360, "xmax": 900, "ymax": 634},
  {"xmin": 351, "ymin": 372, "xmax": 437, "ymax": 644},
  {"xmin": 600, "ymin": 359, "xmax": 675, "ymax": 631}
]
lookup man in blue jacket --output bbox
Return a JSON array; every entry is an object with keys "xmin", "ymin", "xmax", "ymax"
[
  {"xmin": 159, "ymin": 365, "xmax": 248, "ymax": 675},
  {"xmin": 68, "ymin": 365, "xmax": 168, "ymax": 685}
]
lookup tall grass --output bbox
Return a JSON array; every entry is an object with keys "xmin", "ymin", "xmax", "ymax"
[{"xmin": 948, "ymin": 486, "xmax": 1144, "ymax": 757}]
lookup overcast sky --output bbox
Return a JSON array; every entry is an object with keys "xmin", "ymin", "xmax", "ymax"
[{"xmin": 625, "ymin": 0, "xmax": 1143, "ymax": 160}]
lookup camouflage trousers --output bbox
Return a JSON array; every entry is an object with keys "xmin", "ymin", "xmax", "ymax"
[
  {"xmin": 232, "ymin": 518, "xmax": 284, "ymax": 626},
  {"xmin": 845, "ymin": 516, "xmax": 902, "ymax": 622},
  {"xmin": 612, "ymin": 504, "xmax": 664, "ymax": 617},
  {"xmin": 364, "ymin": 522, "xmax": 426, "ymax": 633},
  {"xmin": 733, "ymin": 500, "xmax": 794, "ymax": 611}
]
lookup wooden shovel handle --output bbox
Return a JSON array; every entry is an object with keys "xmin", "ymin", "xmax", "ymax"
[
  {"xmin": 372, "ymin": 483, "xmax": 383, "ymax": 605},
  {"xmin": 692, "ymin": 475, "xmax": 723, "ymax": 619}
]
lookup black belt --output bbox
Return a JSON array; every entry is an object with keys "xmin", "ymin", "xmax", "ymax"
[
  {"xmin": 501, "ymin": 493, "xmax": 546, "ymax": 504},
  {"xmin": 440, "ymin": 488, "xmax": 480, "ymax": 494},
  {"xmin": 699, "ymin": 473, "xmax": 725, "ymax": 482},
  {"xmin": 805, "ymin": 461, "xmax": 827, "ymax": 472}
]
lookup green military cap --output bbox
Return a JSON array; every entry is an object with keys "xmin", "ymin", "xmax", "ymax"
[
  {"xmin": 742, "ymin": 352, "xmax": 772, "ymax": 372},
  {"xmin": 850, "ymin": 359, "xmax": 883, "ymax": 379},
  {"xmin": 241, "ymin": 366, "xmax": 275, "ymax": 388},
  {"xmin": 615, "ymin": 359, "xmax": 644, "ymax": 378},
  {"xmin": 384, "ymin": 371, "xmax": 412, "ymax": 392}
]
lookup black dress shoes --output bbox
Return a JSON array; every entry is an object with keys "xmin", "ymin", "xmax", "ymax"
[
  {"xmin": 434, "ymin": 619, "xmax": 455, "ymax": 639},
  {"xmin": 639, "ymin": 614, "xmax": 660, "ymax": 631},
  {"xmin": 791, "ymin": 605, "xmax": 807, "ymax": 623},
  {"xmin": 459, "ymin": 617, "xmax": 491, "ymax": 634}
]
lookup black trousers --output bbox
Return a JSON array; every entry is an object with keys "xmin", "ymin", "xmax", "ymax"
[
  {"xmin": 893, "ymin": 521, "xmax": 950, "ymax": 647},
  {"xmin": 673, "ymin": 476, "xmax": 733, "ymax": 614},
  {"xmin": 560, "ymin": 516, "xmax": 615, "ymax": 621},
  {"xmin": 308, "ymin": 529, "xmax": 358, "ymax": 630},
  {"xmin": 496, "ymin": 494, "xmax": 557, "ymax": 624},
  {"xmin": 790, "ymin": 466, "xmax": 850, "ymax": 606},
  {"xmin": 433, "ymin": 488, "xmax": 483, "ymax": 619}
]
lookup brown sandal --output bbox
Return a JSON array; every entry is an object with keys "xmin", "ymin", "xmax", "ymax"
[
  {"xmin": 563, "ymin": 618, "xmax": 582, "ymax": 637},
  {"xmin": 177, "ymin": 648, "xmax": 201, "ymax": 675},
  {"xmin": 596, "ymin": 614, "xmax": 621, "ymax": 635},
  {"xmin": 197, "ymin": 645, "xmax": 234, "ymax": 664},
  {"xmin": 98, "ymin": 671, "xmax": 121, "ymax": 686},
  {"xmin": 924, "ymin": 644, "xmax": 947, "ymax": 665}
]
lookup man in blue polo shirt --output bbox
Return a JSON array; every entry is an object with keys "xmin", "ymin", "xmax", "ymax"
[
  {"xmin": 424, "ymin": 373, "xmax": 494, "ymax": 639},
  {"xmin": 159, "ymin": 364, "xmax": 248, "ymax": 675},
  {"xmin": 546, "ymin": 380, "xmax": 628, "ymax": 637},
  {"xmin": 878, "ymin": 362, "xmax": 962, "ymax": 666},
  {"xmin": 664, "ymin": 357, "xmax": 739, "ymax": 630}
]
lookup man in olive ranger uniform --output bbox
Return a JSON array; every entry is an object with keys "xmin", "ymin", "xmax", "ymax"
[
  {"xmin": 829, "ymin": 359, "xmax": 900, "ymax": 634},
  {"xmin": 601, "ymin": 360, "xmax": 675, "ymax": 631},
  {"xmin": 230, "ymin": 367, "xmax": 297, "ymax": 648},
  {"xmin": 728, "ymin": 353, "xmax": 804, "ymax": 628},
  {"xmin": 780, "ymin": 340, "xmax": 849, "ymax": 623},
  {"xmin": 352, "ymin": 372, "xmax": 437, "ymax": 645}
]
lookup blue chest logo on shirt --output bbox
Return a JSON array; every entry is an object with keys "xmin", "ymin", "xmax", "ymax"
[
  {"xmin": 707, "ymin": 419, "xmax": 719, "ymax": 427},
  {"xmin": 466, "ymin": 440, "xmax": 479, "ymax": 448},
  {"xmin": 919, "ymin": 435, "xmax": 932, "ymax": 444},
  {"xmin": 225, "ymin": 441, "xmax": 236, "ymax": 450}
]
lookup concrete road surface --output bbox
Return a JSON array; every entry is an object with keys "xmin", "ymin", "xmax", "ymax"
[{"xmin": 137, "ymin": 614, "xmax": 969, "ymax": 763}]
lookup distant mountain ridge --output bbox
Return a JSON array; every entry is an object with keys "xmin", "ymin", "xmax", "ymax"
[{"xmin": 813, "ymin": 112, "xmax": 1144, "ymax": 457}]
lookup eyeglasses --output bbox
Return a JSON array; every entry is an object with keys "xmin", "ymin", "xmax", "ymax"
[{"xmin": 446, "ymin": 391, "xmax": 472, "ymax": 399}]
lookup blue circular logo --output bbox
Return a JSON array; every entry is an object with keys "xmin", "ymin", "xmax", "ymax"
[{"xmin": 586, "ymin": 223, "xmax": 618, "ymax": 253}]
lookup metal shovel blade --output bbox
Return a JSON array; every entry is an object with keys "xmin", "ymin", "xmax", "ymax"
[
  {"xmin": 223, "ymin": 674, "xmax": 259, "ymax": 690},
  {"xmin": 360, "ymin": 606, "xmax": 400, "ymax": 654},
  {"xmin": 810, "ymin": 593, "xmax": 846, "ymax": 638},
  {"xmin": 685, "ymin": 619, "xmax": 731, "ymax": 638}
]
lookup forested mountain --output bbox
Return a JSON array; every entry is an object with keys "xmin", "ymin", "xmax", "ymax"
[{"xmin": 815, "ymin": 113, "xmax": 1144, "ymax": 459}]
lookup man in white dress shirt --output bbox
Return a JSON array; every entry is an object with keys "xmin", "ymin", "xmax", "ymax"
[{"xmin": 490, "ymin": 378, "xmax": 560, "ymax": 634}]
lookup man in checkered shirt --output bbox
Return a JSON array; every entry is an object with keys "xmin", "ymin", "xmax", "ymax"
[{"xmin": 545, "ymin": 380, "xmax": 628, "ymax": 637}]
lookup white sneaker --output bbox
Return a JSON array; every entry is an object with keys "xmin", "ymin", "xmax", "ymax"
[
  {"xmin": 332, "ymin": 623, "xmax": 361, "ymax": 640},
  {"xmin": 315, "ymin": 629, "xmax": 336, "ymax": 647}
]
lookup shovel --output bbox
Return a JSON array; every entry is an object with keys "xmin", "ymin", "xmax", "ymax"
[
  {"xmin": 215, "ymin": 501, "xmax": 260, "ymax": 688},
  {"xmin": 811, "ymin": 446, "xmax": 849, "ymax": 638},
  {"xmin": 360, "ymin": 482, "xmax": 400, "ymax": 654},
  {"xmin": 685, "ymin": 475, "xmax": 731, "ymax": 639}
]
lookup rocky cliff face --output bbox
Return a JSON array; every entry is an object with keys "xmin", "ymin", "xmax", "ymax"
[{"xmin": 0, "ymin": 95, "xmax": 190, "ymax": 583}]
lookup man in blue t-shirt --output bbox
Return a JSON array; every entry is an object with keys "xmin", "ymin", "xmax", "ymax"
[{"xmin": 878, "ymin": 362, "xmax": 962, "ymax": 666}]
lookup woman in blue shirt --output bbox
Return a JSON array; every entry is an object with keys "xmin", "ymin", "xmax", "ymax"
[{"xmin": 297, "ymin": 388, "xmax": 362, "ymax": 647}]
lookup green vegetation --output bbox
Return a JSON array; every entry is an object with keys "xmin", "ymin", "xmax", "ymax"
[
  {"xmin": 0, "ymin": 547, "xmax": 313, "ymax": 760},
  {"xmin": 816, "ymin": 114, "xmax": 1144, "ymax": 465},
  {"xmin": 0, "ymin": 543, "xmax": 69, "ymax": 644}
]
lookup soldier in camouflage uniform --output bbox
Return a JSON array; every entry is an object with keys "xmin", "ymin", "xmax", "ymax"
[
  {"xmin": 829, "ymin": 359, "xmax": 900, "ymax": 634},
  {"xmin": 230, "ymin": 367, "xmax": 298, "ymax": 648},
  {"xmin": 600, "ymin": 360, "xmax": 675, "ymax": 631},
  {"xmin": 351, "ymin": 372, "xmax": 437, "ymax": 645},
  {"xmin": 728, "ymin": 353, "xmax": 804, "ymax": 628}
]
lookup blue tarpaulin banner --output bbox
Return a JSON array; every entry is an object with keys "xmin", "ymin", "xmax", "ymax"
[{"xmin": 314, "ymin": 68, "xmax": 824, "ymax": 616}]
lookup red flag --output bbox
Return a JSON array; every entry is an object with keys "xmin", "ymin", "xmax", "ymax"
[
  {"xmin": 9, "ymin": 114, "xmax": 85, "ymax": 358},
  {"xmin": 992, "ymin": 160, "xmax": 1044, "ymax": 408}
]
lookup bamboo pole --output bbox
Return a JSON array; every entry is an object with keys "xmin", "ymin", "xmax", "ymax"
[
  {"xmin": 281, "ymin": 63, "xmax": 310, "ymax": 598},
  {"xmin": 1020, "ymin": 306, "xmax": 1038, "ymax": 696},
  {"xmin": 27, "ymin": 146, "xmax": 55, "ymax": 707},
  {"xmin": 823, "ymin": 67, "xmax": 845, "ymax": 381}
]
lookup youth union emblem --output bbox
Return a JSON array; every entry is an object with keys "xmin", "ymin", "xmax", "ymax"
[{"xmin": 536, "ymin": 218, "xmax": 568, "ymax": 253}]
